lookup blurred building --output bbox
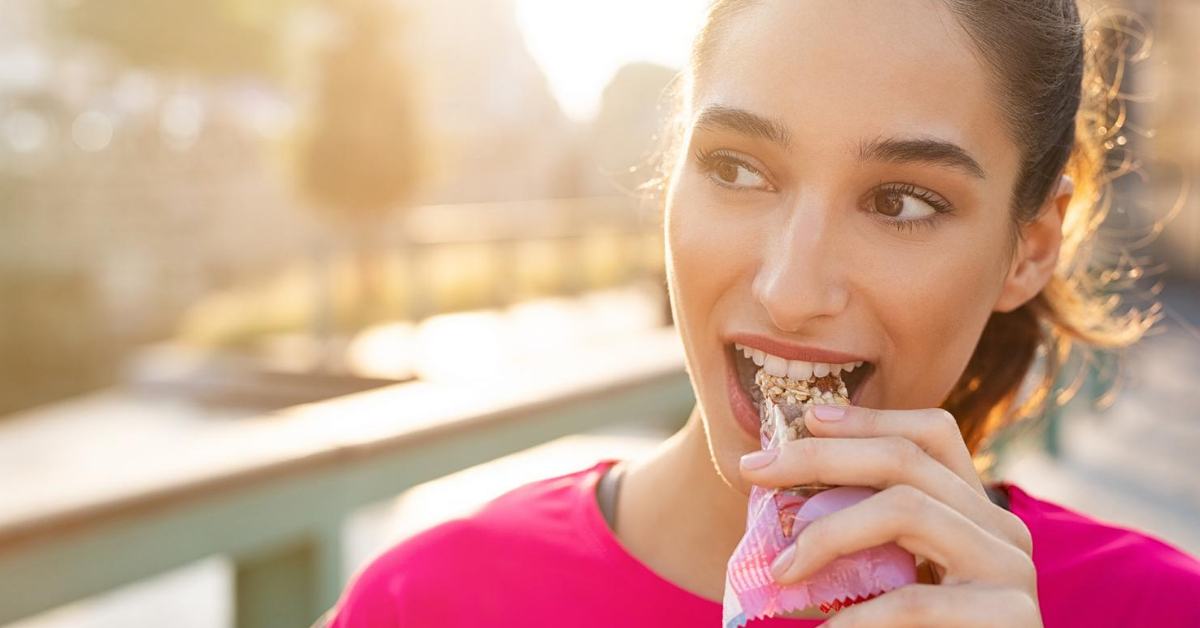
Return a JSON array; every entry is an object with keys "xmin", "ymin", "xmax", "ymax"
[
  {"xmin": 586, "ymin": 61, "xmax": 679, "ymax": 197},
  {"xmin": 396, "ymin": 0, "xmax": 586, "ymax": 202}
]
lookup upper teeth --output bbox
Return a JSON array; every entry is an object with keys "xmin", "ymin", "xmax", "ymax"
[{"xmin": 735, "ymin": 343, "xmax": 864, "ymax": 379}]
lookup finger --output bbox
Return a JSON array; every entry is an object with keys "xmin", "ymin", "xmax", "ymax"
[
  {"xmin": 803, "ymin": 405, "xmax": 984, "ymax": 496},
  {"xmin": 773, "ymin": 484, "xmax": 1034, "ymax": 588},
  {"xmin": 801, "ymin": 407, "xmax": 1032, "ymax": 556},
  {"xmin": 822, "ymin": 583, "xmax": 1041, "ymax": 628},
  {"xmin": 740, "ymin": 436, "xmax": 1030, "ymax": 550}
]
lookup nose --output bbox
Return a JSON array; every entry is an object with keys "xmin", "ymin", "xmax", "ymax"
[{"xmin": 750, "ymin": 195, "xmax": 850, "ymax": 332}]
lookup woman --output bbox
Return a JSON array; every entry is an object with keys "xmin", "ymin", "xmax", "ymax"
[{"xmin": 326, "ymin": 0, "xmax": 1200, "ymax": 625}]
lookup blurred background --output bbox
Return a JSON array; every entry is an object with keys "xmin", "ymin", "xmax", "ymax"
[{"xmin": 0, "ymin": 0, "xmax": 1196, "ymax": 626}]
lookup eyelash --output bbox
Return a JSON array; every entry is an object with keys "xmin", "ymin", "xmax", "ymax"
[
  {"xmin": 694, "ymin": 147, "xmax": 771, "ymax": 192},
  {"xmin": 693, "ymin": 148, "xmax": 956, "ymax": 233},
  {"xmin": 870, "ymin": 181, "xmax": 955, "ymax": 233}
]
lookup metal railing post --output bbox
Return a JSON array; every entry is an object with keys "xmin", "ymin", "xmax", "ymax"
[{"xmin": 234, "ymin": 523, "xmax": 343, "ymax": 628}]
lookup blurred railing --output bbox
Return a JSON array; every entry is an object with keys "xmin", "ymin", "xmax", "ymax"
[
  {"xmin": 1, "ymin": 194, "xmax": 667, "ymax": 418},
  {"xmin": 317, "ymin": 196, "xmax": 666, "ymax": 323},
  {"xmin": 0, "ymin": 328, "xmax": 693, "ymax": 627}
]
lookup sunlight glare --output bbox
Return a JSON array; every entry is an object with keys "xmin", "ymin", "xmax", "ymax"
[{"xmin": 515, "ymin": 0, "xmax": 706, "ymax": 121}]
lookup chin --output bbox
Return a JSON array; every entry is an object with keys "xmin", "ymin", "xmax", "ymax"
[{"xmin": 692, "ymin": 397, "xmax": 763, "ymax": 497}]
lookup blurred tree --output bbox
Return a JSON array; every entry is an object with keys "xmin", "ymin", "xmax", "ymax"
[
  {"xmin": 53, "ymin": 0, "xmax": 302, "ymax": 79},
  {"xmin": 591, "ymin": 62, "xmax": 678, "ymax": 196},
  {"xmin": 299, "ymin": 0, "xmax": 424, "ymax": 330}
]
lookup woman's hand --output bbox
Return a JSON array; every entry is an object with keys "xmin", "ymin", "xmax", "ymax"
[{"xmin": 738, "ymin": 404, "xmax": 1042, "ymax": 627}]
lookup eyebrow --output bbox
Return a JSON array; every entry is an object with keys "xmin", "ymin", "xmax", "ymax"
[
  {"xmin": 855, "ymin": 134, "xmax": 988, "ymax": 180},
  {"xmin": 692, "ymin": 104, "xmax": 987, "ymax": 180},
  {"xmin": 694, "ymin": 104, "xmax": 793, "ymax": 150}
]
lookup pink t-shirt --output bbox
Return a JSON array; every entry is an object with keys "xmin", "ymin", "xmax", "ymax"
[{"xmin": 325, "ymin": 458, "xmax": 1200, "ymax": 627}]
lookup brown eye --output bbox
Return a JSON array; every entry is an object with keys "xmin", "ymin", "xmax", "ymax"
[
  {"xmin": 715, "ymin": 161, "xmax": 740, "ymax": 184},
  {"xmin": 696, "ymin": 149, "xmax": 770, "ymax": 191},
  {"xmin": 866, "ymin": 184, "xmax": 945, "ymax": 222},
  {"xmin": 863, "ymin": 182, "xmax": 955, "ymax": 232},
  {"xmin": 871, "ymin": 190, "xmax": 905, "ymax": 217}
]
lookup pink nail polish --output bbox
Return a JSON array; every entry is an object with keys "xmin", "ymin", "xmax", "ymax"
[
  {"xmin": 771, "ymin": 544, "xmax": 796, "ymax": 580},
  {"xmin": 812, "ymin": 405, "xmax": 846, "ymax": 421},
  {"xmin": 740, "ymin": 448, "xmax": 779, "ymax": 469}
]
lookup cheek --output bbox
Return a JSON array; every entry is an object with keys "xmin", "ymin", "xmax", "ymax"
[
  {"xmin": 665, "ymin": 185, "xmax": 761, "ymax": 330},
  {"xmin": 666, "ymin": 183, "xmax": 767, "ymax": 492},
  {"xmin": 864, "ymin": 231, "xmax": 1007, "ymax": 409}
]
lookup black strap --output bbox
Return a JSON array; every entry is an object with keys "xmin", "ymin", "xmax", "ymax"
[{"xmin": 985, "ymin": 483, "xmax": 1011, "ymax": 512}]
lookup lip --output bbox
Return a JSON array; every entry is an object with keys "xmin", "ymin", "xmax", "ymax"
[
  {"xmin": 726, "ymin": 332, "xmax": 871, "ymax": 365},
  {"xmin": 725, "ymin": 346, "xmax": 765, "ymax": 441},
  {"xmin": 724, "ymin": 339, "xmax": 878, "ymax": 438}
]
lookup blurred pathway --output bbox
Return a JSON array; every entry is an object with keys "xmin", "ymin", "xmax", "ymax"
[{"xmin": 1000, "ymin": 278, "xmax": 1200, "ymax": 556}]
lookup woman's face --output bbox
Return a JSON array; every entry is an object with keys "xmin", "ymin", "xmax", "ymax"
[{"xmin": 665, "ymin": 0, "xmax": 1025, "ymax": 493}]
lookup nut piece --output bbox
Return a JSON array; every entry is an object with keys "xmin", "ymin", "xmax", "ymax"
[
  {"xmin": 756, "ymin": 368, "xmax": 851, "ymax": 497},
  {"xmin": 756, "ymin": 369, "xmax": 849, "ymax": 443}
]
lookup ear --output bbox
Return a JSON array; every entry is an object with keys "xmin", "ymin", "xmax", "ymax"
[{"xmin": 993, "ymin": 174, "xmax": 1074, "ymax": 313}]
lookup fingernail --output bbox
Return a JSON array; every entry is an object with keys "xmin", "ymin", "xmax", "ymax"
[
  {"xmin": 740, "ymin": 448, "xmax": 779, "ymax": 469},
  {"xmin": 812, "ymin": 405, "xmax": 846, "ymax": 421},
  {"xmin": 771, "ymin": 544, "xmax": 796, "ymax": 580}
]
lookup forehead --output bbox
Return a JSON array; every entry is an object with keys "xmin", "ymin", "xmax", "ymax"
[{"xmin": 694, "ymin": 0, "xmax": 1016, "ymax": 183}]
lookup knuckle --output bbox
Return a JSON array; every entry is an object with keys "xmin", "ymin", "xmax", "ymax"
[
  {"xmin": 882, "ymin": 483, "xmax": 928, "ymax": 520},
  {"xmin": 1006, "ymin": 588, "xmax": 1041, "ymax": 624},
  {"xmin": 990, "ymin": 535, "xmax": 1037, "ymax": 587},
  {"xmin": 791, "ymin": 435, "xmax": 821, "ymax": 460},
  {"xmin": 801, "ymin": 517, "xmax": 831, "ymax": 548},
  {"xmin": 891, "ymin": 585, "xmax": 935, "ymax": 620},
  {"xmin": 779, "ymin": 438, "xmax": 823, "ymax": 482},
  {"xmin": 1012, "ymin": 517, "xmax": 1035, "ymax": 557},
  {"xmin": 828, "ymin": 609, "xmax": 867, "ymax": 628},
  {"xmin": 932, "ymin": 408, "xmax": 959, "ymax": 432},
  {"xmin": 918, "ymin": 408, "xmax": 962, "ymax": 452},
  {"xmin": 1011, "ymin": 547, "xmax": 1038, "ymax": 585},
  {"xmin": 860, "ymin": 407, "xmax": 885, "ymax": 437},
  {"xmin": 885, "ymin": 435, "xmax": 925, "ymax": 466},
  {"xmin": 998, "ymin": 509, "xmax": 1034, "ymax": 556}
]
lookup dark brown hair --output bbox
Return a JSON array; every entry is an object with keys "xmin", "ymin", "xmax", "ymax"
[{"xmin": 651, "ymin": 0, "xmax": 1162, "ymax": 460}]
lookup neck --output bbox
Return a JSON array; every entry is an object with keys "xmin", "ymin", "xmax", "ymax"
[{"xmin": 614, "ymin": 407, "xmax": 749, "ymax": 601}]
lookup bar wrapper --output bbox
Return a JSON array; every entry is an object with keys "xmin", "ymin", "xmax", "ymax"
[{"xmin": 722, "ymin": 369, "xmax": 917, "ymax": 627}]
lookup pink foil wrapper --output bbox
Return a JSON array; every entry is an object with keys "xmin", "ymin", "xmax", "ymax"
[{"xmin": 722, "ymin": 402, "xmax": 918, "ymax": 626}]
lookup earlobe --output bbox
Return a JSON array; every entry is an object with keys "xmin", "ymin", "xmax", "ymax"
[{"xmin": 992, "ymin": 174, "xmax": 1074, "ymax": 314}]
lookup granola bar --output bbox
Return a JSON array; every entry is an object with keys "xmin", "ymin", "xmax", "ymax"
[{"xmin": 755, "ymin": 369, "xmax": 850, "ymax": 443}]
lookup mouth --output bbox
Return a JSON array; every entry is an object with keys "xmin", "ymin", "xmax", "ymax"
[{"xmin": 725, "ymin": 342, "xmax": 876, "ymax": 422}]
